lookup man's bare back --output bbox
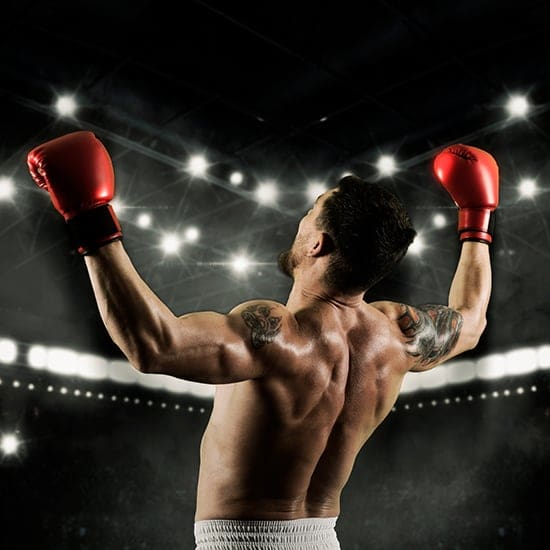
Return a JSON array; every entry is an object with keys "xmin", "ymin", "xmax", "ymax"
[
  {"xmin": 195, "ymin": 297, "xmax": 462, "ymax": 521},
  {"xmin": 26, "ymin": 129, "xmax": 497, "ymax": 549}
]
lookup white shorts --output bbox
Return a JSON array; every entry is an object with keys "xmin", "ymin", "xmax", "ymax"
[{"xmin": 194, "ymin": 516, "xmax": 341, "ymax": 549}]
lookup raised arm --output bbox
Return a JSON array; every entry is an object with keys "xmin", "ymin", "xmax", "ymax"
[
  {"xmin": 373, "ymin": 143, "xmax": 498, "ymax": 371},
  {"xmin": 83, "ymin": 240, "xmax": 288, "ymax": 383},
  {"xmin": 26, "ymin": 131, "xmax": 289, "ymax": 384},
  {"xmin": 396, "ymin": 241, "xmax": 490, "ymax": 371}
]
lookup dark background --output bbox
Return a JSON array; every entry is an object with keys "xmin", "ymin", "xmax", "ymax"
[{"xmin": 0, "ymin": 0, "xmax": 549, "ymax": 548}]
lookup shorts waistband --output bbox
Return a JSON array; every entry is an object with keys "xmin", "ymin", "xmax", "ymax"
[{"xmin": 194, "ymin": 517, "xmax": 340, "ymax": 549}]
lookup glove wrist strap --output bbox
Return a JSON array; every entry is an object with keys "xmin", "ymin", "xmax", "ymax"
[
  {"xmin": 66, "ymin": 204, "xmax": 123, "ymax": 255},
  {"xmin": 458, "ymin": 208, "xmax": 495, "ymax": 244}
]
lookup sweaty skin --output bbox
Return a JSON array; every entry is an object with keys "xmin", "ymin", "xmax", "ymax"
[
  {"xmin": 197, "ymin": 300, "xmax": 423, "ymax": 520},
  {"xmin": 84, "ymin": 189, "xmax": 491, "ymax": 522}
]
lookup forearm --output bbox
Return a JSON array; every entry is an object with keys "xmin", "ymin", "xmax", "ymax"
[
  {"xmin": 448, "ymin": 241, "xmax": 491, "ymax": 337},
  {"xmin": 83, "ymin": 240, "xmax": 176, "ymax": 370}
]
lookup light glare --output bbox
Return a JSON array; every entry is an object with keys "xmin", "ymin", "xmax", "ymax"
[
  {"xmin": 306, "ymin": 182, "xmax": 327, "ymax": 203},
  {"xmin": 518, "ymin": 178, "xmax": 537, "ymax": 198},
  {"xmin": 136, "ymin": 213, "xmax": 152, "ymax": 228},
  {"xmin": 184, "ymin": 227, "xmax": 200, "ymax": 242},
  {"xmin": 161, "ymin": 233, "xmax": 181, "ymax": 255},
  {"xmin": 230, "ymin": 172, "xmax": 244, "ymax": 185},
  {"xmin": 0, "ymin": 338, "xmax": 17, "ymax": 364},
  {"xmin": 506, "ymin": 95, "xmax": 529, "ymax": 117},
  {"xmin": 1, "ymin": 434, "xmax": 19, "ymax": 455},
  {"xmin": 231, "ymin": 255, "xmax": 250, "ymax": 273},
  {"xmin": 47, "ymin": 348, "xmax": 78, "ymax": 375},
  {"xmin": 55, "ymin": 95, "xmax": 77, "ymax": 117},
  {"xmin": 256, "ymin": 181, "xmax": 278, "ymax": 205},
  {"xmin": 0, "ymin": 177, "xmax": 15, "ymax": 201},
  {"xmin": 433, "ymin": 214, "xmax": 447, "ymax": 228},
  {"xmin": 377, "ymin": 155, "xmax": 397, "ymax": 176},
  {"xmin": 408, "ymin": 235, "xmax": 425, "ymax": 255},
  {"xmin": 110, "ymin": 198, "xmax": 126, "ymax": 214},
  {"xmin": 187, "ymin": 155, "xmax": 208, "ymax": 176}
]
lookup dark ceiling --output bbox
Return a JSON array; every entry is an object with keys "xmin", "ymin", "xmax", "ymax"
[{"xmin": 1, "ymin": 0, "xmax": 549, "ymax": 359}]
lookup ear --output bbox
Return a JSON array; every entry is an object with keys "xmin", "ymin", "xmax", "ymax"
[{"xmin": 309, "ymin": 232, "xmax": 335, "ymax": 257}]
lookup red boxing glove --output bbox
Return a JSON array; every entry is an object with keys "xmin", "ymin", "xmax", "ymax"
[
  {"xmin": 432, "ymin": 144, "xmax": 499, "ymax": 244},
  {"xmin": 27, "ymin": 131, "xmax": 122, "ymax": 255}
]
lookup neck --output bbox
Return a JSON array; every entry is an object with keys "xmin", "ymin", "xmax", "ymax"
[{"xmin": 286, "ymin": 270, "xmax": 364, "ymax": 313}]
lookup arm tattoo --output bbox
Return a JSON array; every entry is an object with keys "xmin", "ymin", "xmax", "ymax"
[
  {"xmin": 240, "ymin": 304, "xmax": 282, "ymax": 349},
  {"xmin": 398, "ymin": 304, "xmax": 463, "ymax": 366}
]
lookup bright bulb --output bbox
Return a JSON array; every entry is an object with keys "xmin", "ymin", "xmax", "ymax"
[
  {"xmin": 230, "ymin": 171, "xmax": 243, "ymax": 185},
  {"xmin": 377, "ymin": 155, "xmax": 397, "ymax": 176},
  {"xmin": 161, "ymin": 233, "xmax": 181, "ymax": 255},
  {"xmin": 27, "ymin": 345, "xmax": 47, "ymax": 368},
  {"xmin": 256, "ymin": 181, "xmax": 278, "ymax": 205},
  {"xmin": 1, "ymin": 434, "xmax": 19, "ymax": 455},
  {"xmin": 110, "ymin": 198, "xmax": 125, "ymax": 213},
  {"xmin": 184, "ymin": 226, "xmax": 200, "ymax": 242},
  {"xmin": 518, "ymin": 178, "xmax": 537, "ymax": 198},
  {"xmin": 231, "ymin": 255, "xmax": 250, "ymax": 273},
  {"xmin": 0, "ymin": 177, "xmax": 15, "ymax": 201},
  {"xmin": 306, "ymin": 182, "xmax": 327, "ymax": 203},
  {"xmin": 0, "ymin": 339, "xmax": 17, "ymax": 364},
  {"xmin": 136, "ymin": 213, "xmax": 152, "ymax": 228},
  {"xmin": 506, "ymin": 95, "xmax": 529, "ymax": 118},
  {"xmin": 408, "ymin": 235, "xmax": 425, "ymax": 255},
  {"xmin": 187, "ymin": 155, "xmax": 208, "ymax": 176},
  {"xmin": 433, "ymin": 214, "xmax": 447, "ymax": 228},
  {"xmin": 55, "ymin": 95, "xmax": 77, "ymax": 117}
]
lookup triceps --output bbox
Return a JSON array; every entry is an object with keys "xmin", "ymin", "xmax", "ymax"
[{"xmin": 398, "ymin": 304, "xmax": 463, "ymax": 367}]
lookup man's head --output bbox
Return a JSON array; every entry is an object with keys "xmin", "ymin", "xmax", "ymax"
[{"xmin": 277, "ymin": 175, "xmax": 417, "ymax": 295}]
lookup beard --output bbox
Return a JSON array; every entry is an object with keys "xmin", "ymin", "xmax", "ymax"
[
  {"xmin": 277, "ymin": 236, "xmax": 303, "ymax": 279},
  {"xmin": 277, "ymin": 248, "xmax": 294, "ymax": 279}
]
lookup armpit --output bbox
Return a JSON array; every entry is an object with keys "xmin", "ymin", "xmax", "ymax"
[{"xmin": 397, "ymin": 304, "xmax": 463, "ymax": 367}]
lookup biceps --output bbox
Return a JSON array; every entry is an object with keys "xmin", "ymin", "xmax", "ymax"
[{"xmin": 398, "ymin": 304, "xmax": 466, "ymax": 371}]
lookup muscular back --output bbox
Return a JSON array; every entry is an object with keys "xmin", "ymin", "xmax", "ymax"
[{"xmin": 195, "ymin": 301, "xmax": 416, "ymax": 521}]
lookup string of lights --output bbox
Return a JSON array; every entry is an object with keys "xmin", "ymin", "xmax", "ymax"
[{"xmin": 1, "ymin": 334, "xmax": 548, "ymax": 398}]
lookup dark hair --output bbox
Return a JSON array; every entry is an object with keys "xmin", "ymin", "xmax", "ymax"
[{"xmin": 315, "ymin": 175, "xmax": 416, "ymax": 294}]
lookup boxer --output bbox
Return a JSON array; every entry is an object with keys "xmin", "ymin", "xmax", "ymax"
[{"xmin": 27, "ymin": 132, "xmax": 497, "ymax": 549}]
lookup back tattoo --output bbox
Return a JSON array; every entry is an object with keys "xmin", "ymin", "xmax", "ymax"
[{"xmin": 241, "ymin": 304, "xmax": 283, "ymax": 349}]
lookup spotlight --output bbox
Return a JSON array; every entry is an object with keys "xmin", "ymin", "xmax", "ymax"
[
  {"xmin": 160, "ymin": 233, "xmax": 182, "ymax": 255},
  {"xmin": 255, "ymin": 181, "xmax": 278, "ymax": 205},
  {"xmin": 55, "ymin": 94, "xmax": 77, "ymax": 117},
  {"xmin": 0, "ymin": 177, "xmax": 15, "ymax": 201},
  {"xmin": 432, "ymin": 214, "xmax": 447, "ymax": 228},
  {"xmin": 306, "ymin": 182, "xmax": 327, "ymax": 203},
  {"xmin": 518, "ymin": 178, "xmax": 537, "ymax": 198},
  {"xmin": 376, "ymin": 155, "xmax": 397, "ymax": 176},
  {"xmin": 110, "ymin": 198, "xmax": 127, "ymax": 214},
  {"xmin": 136, "ymin": 213, "xmax": 152, "ymax": 228},
  {"xmin": 0, "ymin": 338, "xmax": 17, "ymax": 364},
  {"xmin": 1, "ymin": 433, "xmax": 20, "ymax": 456},
  {"xmin": 230, "ymin": 171, "xmax": 244, "ymax": 185},
  {"xmin": 506, "ymin": 94, "xmax": 529, "ymax": 118},
  {"xmin": 184, "ymin": 227, "xmax": 200, "ymax": 242},
  {"xmin": 407, "ymin": 234, "xmax": 425, "ymax": 255},
  {"xmin": 231, "ymin": 255, "xmax": 251, "ymax": 274},
  {"xmin": 47, "ymin": 348, "xmax": 78, "ymax": 375},
  {"xmin": 27, "ymin": 345, "xmax": 47, "ymax": 368},
  {"xmin": 187, "ymin": 155, "xmax": 208, "ymax": 177}
]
